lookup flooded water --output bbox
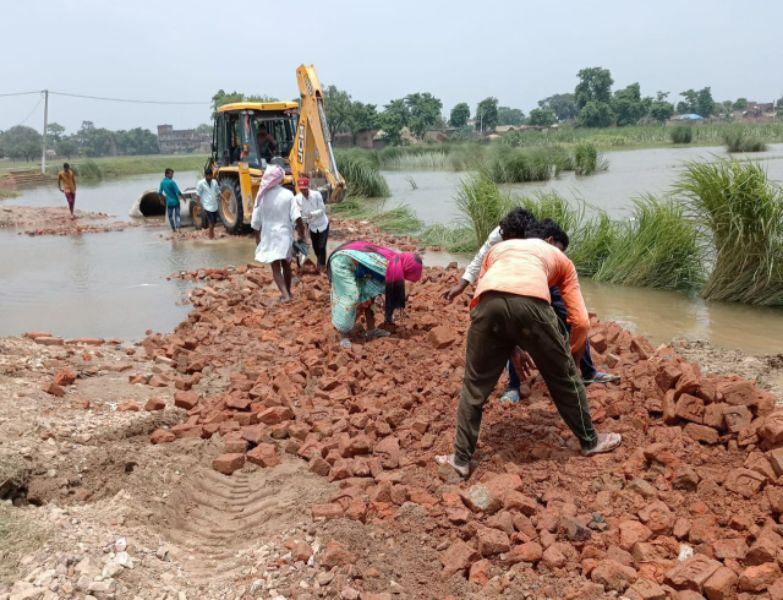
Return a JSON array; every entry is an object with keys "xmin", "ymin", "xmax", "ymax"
[
  {"xmin": 384, "ymin": 143, "xmax": 783, "ymax": 224},
  {"xmin": 1, "ymin": 152, "xmax": 782, "ymax": 353}
]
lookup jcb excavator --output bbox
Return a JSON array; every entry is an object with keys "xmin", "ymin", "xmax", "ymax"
[{"xmin": 191, "ymin": 64, "xmax": 346, "ymax": 233}]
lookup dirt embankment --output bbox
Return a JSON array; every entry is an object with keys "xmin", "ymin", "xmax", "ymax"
[
  {"xmin": 0, "ymin": 205, "xmax": 138, "ymax": 236},
  {"xmin": 3, "ymin": 262, "xmax": 783, "ymax": 599}
]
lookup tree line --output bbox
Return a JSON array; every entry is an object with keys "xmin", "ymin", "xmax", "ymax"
[
  {"xmin": 321, "ymin": 66, "xmax": 782, "ymax": 144},
  {"xmin": 0, "ymin": 121, "xmax": 160, "ymax": 161}
]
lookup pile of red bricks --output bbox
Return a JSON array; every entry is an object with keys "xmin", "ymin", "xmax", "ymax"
[{"xmin": 143, "ymin": 263, "xmax": 783, "ymax": 599}]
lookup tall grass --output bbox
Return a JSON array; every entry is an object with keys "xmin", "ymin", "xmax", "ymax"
[
  {"xmin": 327, "ymin": 197, "xmax": 421, "ymax": 236},
  {"xmin": 723, "ymin": 127, "xmax": 768, "ymax": 153},
  {"xmin": 593, "ymin": 195, "xmax": 703, "ymax": 290},
  {"xmin": 485, "ymin": 146, "xmax": 557, "ymax": 183},
  {"xmin": 335, "ymin": 149, "xmax": 390, "ymax": 198},
  {"xmin": 568, "ymin": 213, "xmax": 622, "ymax": 276},
  {"xmin": 670, "ymin": 126, "xmax": 693, "ymax": 144},
  {"xmin": 456, "ymin": 173, "xmax": 507, "ymax": 245},
  {"xmin": 420, "ymin": 224, "xmax": 477, "ymax": 252},
  {"xmin": 574, "ymin": 142, "xmax": 599, "ymax": 175},
  {"xmin": 375, "ymin": 206, "xmax": 422, "ymax": 234},
  {"xmin": 45, "ymin": 154, "xmax": 207, "ymax": 180},
  {"xmin": 676, "ymin": 160, "xmax": 783, "ymax": 305}
]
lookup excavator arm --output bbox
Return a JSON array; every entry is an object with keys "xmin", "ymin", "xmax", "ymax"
[{"xmin": 290, "ymin": 65, "xmax": 346, "ymax": 203}]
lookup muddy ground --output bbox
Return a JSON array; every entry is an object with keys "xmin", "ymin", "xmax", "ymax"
[{"xmin": 0, "ymin": 205, "xmax": 137, "ymax": 236}]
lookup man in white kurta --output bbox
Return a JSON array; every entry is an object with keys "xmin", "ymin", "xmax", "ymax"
[{"xmin": 251, "ymin": 165, "xmax": 305, "ymax": 302}]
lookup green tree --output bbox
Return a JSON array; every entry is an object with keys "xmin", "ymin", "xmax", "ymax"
[
  {"xmin": 377, "ymin": 99, "xmax": 410, "ymax": 145},
  {"xmin": 475, "ymin": 97, "xmax": 499, "ymax": 132},
  {"xmin": 497, "ymin": 106, "xmax": 525, "ymax": 126},
  {"xmin": 538, "ymin": 93, "xmax": 578, "ymax": 122},
  {"xmin": 55, "ymin": 137, "xmax": 78, "ymax": 159},
  {"xmin": 527, "ymin": 107, "xmax": 556, "ymax": 126},
  {"xmin": 649, "ymin": 92, "xmax": 674, "ymax": 124},
  {"xmin": 575, "ymin": 67, "xmax": 613, "ymax": 109},
  {"xmin": 195, "ymin": 123, "xmax": 212, "ymax": 135},
  {"xmin": 696, "ymin": 87, "xmax": 715, "ymax": 117},
  {"xmin": 733, "ymin": 98, "xmax": 748, "ymax": 111},
  {"xmin": 612, "ymin": 82, "xmax": 646, "ymax": 126},
  {"xmin": 115, "ymin": 128, "xmax": 159, "ymax": 155},
  {"xmin": 404, "ymin": 92, "xmax": 443, "ymax": 138},
  {"xmin": 578, "ymin": 101, "xmax": 614, "ymax": 128},
  {"xmin": 210, "ymin": 90, "xmax": 278, "ymax": 117},
  {"xmin": 77, "ymin": 121, "xmax": 115, "ymax": 157},
  {"xmin": 46, "ymin": 122, "xmax": 66, "ymax": 143},
  {"xmin": 678, "ymin": 89, "xmax": 698, "ymax": 114},
  {"xmin": 323, "ymin": 85, "xmax": 354, "ymax": 139},
  {"xmin": 349, "ymin": 102, "xmax": 378, "ymax": 135},
  {"xmin": 0, "ymin": 125, "xmax": 42, "ymax": 160},
  {"xmin": 449, "ymin": 102, "xmax": 470, "ymax": 128}
]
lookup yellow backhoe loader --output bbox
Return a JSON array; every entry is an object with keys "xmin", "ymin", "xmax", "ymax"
[{"xmin": 191, "ymin": 64, "xmax": 346, "ymax": 233}]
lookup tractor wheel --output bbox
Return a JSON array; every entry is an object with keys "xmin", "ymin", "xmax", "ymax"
[
  {"xmin": 218, "ymin": 176, "xmax": 245, "ymax": 234},
  {"xmin": 189, "ymin": 200, "xmax": 206, "ymax": 230}
]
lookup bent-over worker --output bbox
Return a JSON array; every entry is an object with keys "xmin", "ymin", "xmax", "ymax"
[
  {"xmin": 437, "ymin": 210, "xmax": 622, "ymax": 478},
  {"xmin": 327, "ymin": 240, "xmax": 422, "ymax": 349}
]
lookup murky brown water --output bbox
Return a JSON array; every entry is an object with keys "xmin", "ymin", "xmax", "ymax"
[{"xmin": 1, "ymin": 156, "xmax": 782, "ymax": 353}]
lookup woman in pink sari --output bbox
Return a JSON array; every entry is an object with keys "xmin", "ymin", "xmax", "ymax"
[{"xmin": 327, "ymin": 240, "xmax": 423, "ymax": 348}]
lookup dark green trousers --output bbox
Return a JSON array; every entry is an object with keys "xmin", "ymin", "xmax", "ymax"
[{"xmin": 453, "ymin": 292, "xmax": 598, "ymax": 465}]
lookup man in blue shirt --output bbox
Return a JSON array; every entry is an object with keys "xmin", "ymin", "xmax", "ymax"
[{"xmin": 159, "ymin": 168, "xmax": 184, "ymax": 232}]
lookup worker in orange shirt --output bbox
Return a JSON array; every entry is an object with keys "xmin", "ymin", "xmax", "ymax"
[
  {"xmin": 57, "ymin": 163, "xmax": 77, "ymax": 218},
  {"xmin": 437, "ymin": 210, "xmax": 622, "ymax": 478}
]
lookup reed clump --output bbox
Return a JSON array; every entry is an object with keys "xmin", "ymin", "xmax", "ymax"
[
  {"xmin": 670, "ymin": 126, "xmax": 693, "ymax": 144},
  {"xmin": 335, "ymin": 149, "xmax": 390, "ymax": 198},
  {"xmin": 676, "ymin": 160, "xmax": 783, "ymax": 305},
  {"xmin": 723, "ymin": 128, "xmax": 767, "ymax": 153},
  {"xmin": 593, "ymin": 195, "xmax": 703, "ymax": 290},
  {"xmin": 456, "ymin": 173, "xmax": 507, "ymax": 245},
  {"xmin": 574, "ymin": 142, "xmax": 599, "ymax": 175}
]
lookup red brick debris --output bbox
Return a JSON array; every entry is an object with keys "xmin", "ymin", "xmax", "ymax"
[{"xmin": 143, "ymin": 262, "xmax": 783, "ymax": 598}]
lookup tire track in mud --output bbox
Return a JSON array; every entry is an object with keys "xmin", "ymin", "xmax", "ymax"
[{"xmin": 155, "ymin": 461, "xmax": 325, "ymax": 585}]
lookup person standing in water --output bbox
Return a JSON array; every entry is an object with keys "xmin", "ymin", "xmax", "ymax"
[
  {"xmin": 250, "ymin": 165, "xmax": 306, "ymax": 302},
  {"xmin": 159, "ymin": 168, "xmax": 184, "ymax": 232},
  {"xmin": 57, "ymin": 163, "xmax": 77, "ymax": 219}
]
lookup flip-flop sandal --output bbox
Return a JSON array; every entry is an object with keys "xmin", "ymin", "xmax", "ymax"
[
  {"xmin": 434, "ymin": 454, "xmax": 470, "ymax": 478},
  {"xmin": 339, "ymin": 338, "xmax": 352, "ymax": 350},
  {"xmin": 367, "ymin": 328, "xmax": 391, "ymax": 340},
  {"xmin": 581, "ymin": 432, "xmax": 622, "ymax": 457}
]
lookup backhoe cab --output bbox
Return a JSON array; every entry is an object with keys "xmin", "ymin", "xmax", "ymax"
[{"xmin": 203, "ymin": 65, "xmax": 346, "ymax": 234}]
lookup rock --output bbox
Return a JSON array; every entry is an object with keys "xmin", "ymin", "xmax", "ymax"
[
  {"xmin": 173, "ymin": 390, "xmax": 199, "ymax": 410},
  {"xmin": 212, "ymin": 453, "xmax": 245, "ymax": 475},
  {"xmin": 440, "ymin": 539, "xmax": 478, "ymax": 575},
  {"xmin": 665, "ymin": 554, "xmax": 721, "ymax": 592},
  {"xmin": 53, "ymin": 368, "xmax": 76, "ymax": 386},
  {"xmin": 590, "ymin": 560, "xmax": 638, "ymax": 593},
  {"xmin": 476, "ymin": 526, "xmax": 510, "ymax": 557},
  {"xmin": 541, "ymin": 544, "xmax": 567, "ymax": 569},
  {"xmin": 739, "ymin": 562, "xmax": 781, "ymax": 593},
  {"xmin": 468, "ymin": 559, "xmax": 491, "ymax": 585},
  {"xmin": 320, "ymin": 541, "xmax": 356, "ymax": 568},
  {"xmin": 117, "ymin": 400, "xmax": 140, "ymax": 412},
  {"xmin": 311, "ymin": 503, "xmax": 343, "ymax": 520},
  {"xmin": 683, "ymin": 423, "xmax": 720, "ymax": 445},
  {"xmin": 247, "ymin": 443, "xmax": 280, "ymax": 468},
  {"xmin": 703, "ymin": 566, "xmax": 738, "ymax": 600},
  {"xmin": 44, "ymin": 382, "xmax": 65, "ymax": 397},
  {"xmin": 625, "ymin": 578, "xmax": 667, "ymax": 600},
  {"xmin": 460, "ymin": 484, "xmax": 502, "ymax": 514},
  {"xmin": 427, "ymin": 325, "xmax": 456, "ymax": 349},
  {"xmin": 290, "ymin": 541, "xmax": 312, "ymax": 562},
  {"xmin": 619, "ymin": 520, "xmax": 653, "ymax": 550},
  {"xmin": 144, "ymin": 398, "xmax": 166, "ymax": 411},
  {"xmin": 724, "ymin": 468, "xmax": 766, "ymax": 498},
  {"xmin": 504, "ymin": 542, "xmax": 543, "ymax": 564},
  {"xmin": 150, "ymin": 429, "xmax": 175, "ymax": 444}
]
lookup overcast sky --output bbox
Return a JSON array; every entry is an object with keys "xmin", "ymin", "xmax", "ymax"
[{"xmin": 2, "ymin": 0, "xmax": 782, "ymax": 134}]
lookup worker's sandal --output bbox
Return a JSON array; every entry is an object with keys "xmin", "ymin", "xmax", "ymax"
[
  {"xmin": 434, "ymin": 454, "xmax": 470, "ymax": 478},
  {"xmin": 581, "ymin": 432, "xmax": 622, "ymax": 457},
  {"xmin": 499, "ymin": 388, "xmax": 521, "ymax": 405}
]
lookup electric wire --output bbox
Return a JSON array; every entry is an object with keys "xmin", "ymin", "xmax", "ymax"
[{"xmin": 50, "ymin": 90, "xmax": 207, "ymax": 105}]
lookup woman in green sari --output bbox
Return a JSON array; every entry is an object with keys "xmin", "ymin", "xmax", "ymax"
[{"xmin": 327, "ymin": 240, "xmax": 423, "ymax": 348}]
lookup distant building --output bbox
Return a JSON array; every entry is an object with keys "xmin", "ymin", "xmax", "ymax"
[{"xmin": 157, "ymin": 124, "xmax": 211, "ymax": 154}]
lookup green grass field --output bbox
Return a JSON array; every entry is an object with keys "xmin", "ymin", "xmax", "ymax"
[{"xmin": 0, "ymin": 154, "xmax": 207, "ymax": 180}]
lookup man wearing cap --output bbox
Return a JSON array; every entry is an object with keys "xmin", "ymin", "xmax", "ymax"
[{"xmin": 295, "ymin": 177, "xmax": 329, "ymax": 273}]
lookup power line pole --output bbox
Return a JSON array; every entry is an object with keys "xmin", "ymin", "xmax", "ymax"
[{"xmin": 41, "ymin": 89, "xmax": 49, "ymax": 175}]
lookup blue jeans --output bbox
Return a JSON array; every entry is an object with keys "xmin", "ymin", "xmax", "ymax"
[
  {"xmin": 167, "ymin": 204, "xmax": 181, "ymax": 231},
  {"xmin": 507, "ymin": 286, "xmax": 597, "ymax": 389}
]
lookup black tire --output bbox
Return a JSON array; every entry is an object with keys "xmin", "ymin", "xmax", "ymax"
[
  {"xmin": 218, "ymin": 176, "xmax": 245, "ymax": 234},
  {"xmin": 189, "ymin": 200, "xmax": 207, "ymax": 230}
]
